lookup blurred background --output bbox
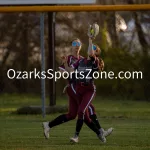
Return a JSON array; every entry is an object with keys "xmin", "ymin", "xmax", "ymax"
[
  {"xmin": 0, "ymin": 0, "xmax": 150, "ymax": 104},
  {"xmin": 1, "ymin": 1, "xmax": 150, "ymax": 149}
]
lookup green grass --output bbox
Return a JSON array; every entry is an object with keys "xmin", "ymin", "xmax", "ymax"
[{"xmin": 0, "ymin": 94, "xmax": 150, "ymax": 150}]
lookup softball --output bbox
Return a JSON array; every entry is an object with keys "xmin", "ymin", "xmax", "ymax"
[{"xmin": 90, "ymin": 28, "xmax": 94, "ymax": 34}]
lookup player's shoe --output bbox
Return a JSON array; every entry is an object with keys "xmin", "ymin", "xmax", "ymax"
[
  {"xmin": 42, "ymin": 122, "xmax": 50, "ymax": 139},
  {"xmin": 70, "ymin": 135, "xmax": 79, "ymax": 143},
  {"xmin": 98, "ymin": 128, "xmax": 106, "ymax": 143},
  {"xmin": 103, "ymin": 127, "xmax": 114, "ymax": 137}
]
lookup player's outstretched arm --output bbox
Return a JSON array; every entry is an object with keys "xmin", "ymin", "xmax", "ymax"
[
  {"xmin": 88, "ymin": 37, "xmax": 94, "ymax": 56},
  {"xmin": 64, "ymin": 62, "xmax": 74, "ymax": 73}
]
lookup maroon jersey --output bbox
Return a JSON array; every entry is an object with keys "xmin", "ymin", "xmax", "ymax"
[
  {"xmin": 59, "ymin": 55, "xmax": 83, "ymax": 84},
  {"xmin": 67, "ymin": 55, "xmax": 83, "ymax": 67},
  {"xmin": 71, "ymin": 56, "xmax": 99, "ymax": 84}
]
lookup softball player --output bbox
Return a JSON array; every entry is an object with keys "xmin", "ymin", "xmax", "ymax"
[
  {"xmin": 69, "ymin": 37, "xmax": 113, "ymax": 143},
  {"xmin": 42, "ymin": 38, "xmax": 82, "ymax": 139},
  {"xmin": 42, "ymin": 38, "xmax": 112, "ymax": 141}
]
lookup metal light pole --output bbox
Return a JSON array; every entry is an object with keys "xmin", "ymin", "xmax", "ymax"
[
  {"xmin": 40, "ymin": 12, "xmax": 46, "ymax": 117},
  {"xmin": 48, "ymin": 12, "xmax": 56, "ymax": 106}
]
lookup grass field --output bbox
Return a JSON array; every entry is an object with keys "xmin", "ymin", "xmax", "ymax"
[{"xmin": 0, "ymin": 94, "xmax": 150, "ymax": 150}]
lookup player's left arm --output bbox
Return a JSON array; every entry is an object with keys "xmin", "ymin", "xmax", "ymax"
[
  {"xmin": 87, "ymin": 23, "xmax": 99, "ymax": 57},
  {"xmin": 61, "ymin": 56, "xmax": 74, "ymax": 73},
  {"xmin": 88, "ymin": 38, "xmax": 95, "ymax": 57},
  {"xmin": 64, "ymin": 62, "xmax": 74, "ymax": 73},
  {"xmin": 58, "ymin": 64, "xmax": 66, "ymax": 74}
]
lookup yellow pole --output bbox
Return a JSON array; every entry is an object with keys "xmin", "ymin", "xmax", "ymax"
[{"xmin": 0, "ymin": 4, "xmax": 150, "ymax": 12}]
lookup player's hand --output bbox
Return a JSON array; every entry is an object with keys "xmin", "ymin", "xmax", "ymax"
[{"xmin": 61, "ymin": 56, "xmax": 67, "ymax": 64}]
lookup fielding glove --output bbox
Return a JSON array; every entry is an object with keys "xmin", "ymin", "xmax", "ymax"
[{"xmin": 87, "ymin": 23, "xmax": 99, "ymax": 39}]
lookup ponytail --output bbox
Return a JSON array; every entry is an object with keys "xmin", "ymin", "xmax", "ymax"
[{"xmin": 98, "ymin": 58, "xmax": 104, "ymax": 71}]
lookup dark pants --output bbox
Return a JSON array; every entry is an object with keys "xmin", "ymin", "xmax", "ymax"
[
  {"xmin": 88, "ymin": 103, "xmax": 96, "ymax": 116},
  {"xmin": 65, "ymin": 83, "xmax": 96, "ymax": 121},
  {"xmin": 65, "ymin": 84, "xmax": 78, "ymax": 120},
  {"xmin": 48, "ymin": 83, "xmax": 98, "ymax": 130},
  {"xmin": 75, "ymin": 83, "xmax": 96, "ymax": 122}
]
